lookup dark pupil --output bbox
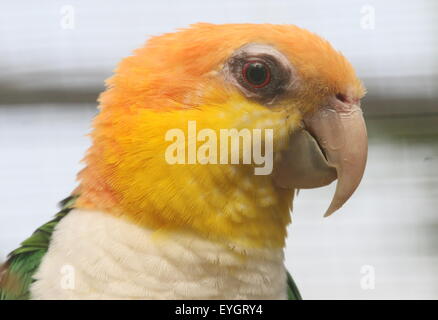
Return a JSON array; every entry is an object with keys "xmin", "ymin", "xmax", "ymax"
[{"xmin": 246, "ymin": 62, "xmax": 267, "ymax": 85}]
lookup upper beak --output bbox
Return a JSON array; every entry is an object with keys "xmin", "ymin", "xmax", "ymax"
[{"xmin": 273, "ymin": 96, "xmax": 368, "ymax": 217}]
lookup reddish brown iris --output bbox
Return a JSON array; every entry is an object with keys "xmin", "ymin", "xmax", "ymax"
[{"xmin": 242, "ymin": 61, "xmax": 271, "ymax": 88}]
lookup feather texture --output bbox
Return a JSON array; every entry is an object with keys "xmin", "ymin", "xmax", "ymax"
[
  {"xmin": 0, "ymin": 196, "xmax": 301, "ymax": 300},
  {"xmin": 0, "ymin": 196, "xmax": 77, "ymax": 300}
]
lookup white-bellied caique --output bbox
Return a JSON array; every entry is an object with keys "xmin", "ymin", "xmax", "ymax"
[{"xmin": 0, "ymin": 23, "xmax": 367, "ymax": 299}]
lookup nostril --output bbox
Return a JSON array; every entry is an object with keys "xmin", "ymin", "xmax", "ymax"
[{"xmin": 336, "ymin": 93, "xmax": 348, "ymax": 103}]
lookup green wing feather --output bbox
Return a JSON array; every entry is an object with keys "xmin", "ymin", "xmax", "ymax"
[
  {"xmin": 0, "ymin": 196, "xmax": 77, "ymax": 300},
  {"xmin": 286, "ymin": 269, "xmax": 302, "ymax": 300}
]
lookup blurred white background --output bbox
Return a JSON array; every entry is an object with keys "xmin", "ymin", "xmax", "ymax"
[{"xmin": 0, "ymin": 0, "xmax": 437, "ymax": 299}]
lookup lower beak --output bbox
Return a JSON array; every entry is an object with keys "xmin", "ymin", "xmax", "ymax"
[{"xmin": 273, "ymin": 97, "xmax": 368, "ymax": 217}]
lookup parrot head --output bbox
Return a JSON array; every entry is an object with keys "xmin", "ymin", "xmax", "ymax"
[{"xmin": 76, "ymin": 23, "xmax": 367, "ymax": 248}]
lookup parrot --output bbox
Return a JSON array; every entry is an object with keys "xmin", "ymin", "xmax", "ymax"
[{"xmin": 0, "ymin": 23, "xmax": 367, "ymax": 300}]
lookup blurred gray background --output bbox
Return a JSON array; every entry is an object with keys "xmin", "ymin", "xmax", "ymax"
[{"xmin": 0, "ymin": 0, "xmax": 437, "ymax": 299}]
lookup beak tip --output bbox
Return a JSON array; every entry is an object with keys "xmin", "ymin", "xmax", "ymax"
[
  {"xmin": 323, "ymin": 211, "xmax": 335, "ymax": 218},
  {"xmin": 323, "ymin": 202, "xmax": 342, "ymax": 217}
]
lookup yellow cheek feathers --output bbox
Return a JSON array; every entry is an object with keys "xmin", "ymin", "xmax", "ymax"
[{"xmin": 77, "ymin": 92, "xmax": 299, "ymax": 249}]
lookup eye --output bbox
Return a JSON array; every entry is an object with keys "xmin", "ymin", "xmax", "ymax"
[
  {"xmin": 242, "ymin": 61, "xmax": 271, "ymax": 88},
  {"xmin": 225, "ymin": 44, "xmax": 293, "ymax": 101}
]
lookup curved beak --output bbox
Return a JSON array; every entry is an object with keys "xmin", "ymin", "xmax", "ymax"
[{"xmin": 273, "ymin": 97, "xmax": 368, "ymax": 217}]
